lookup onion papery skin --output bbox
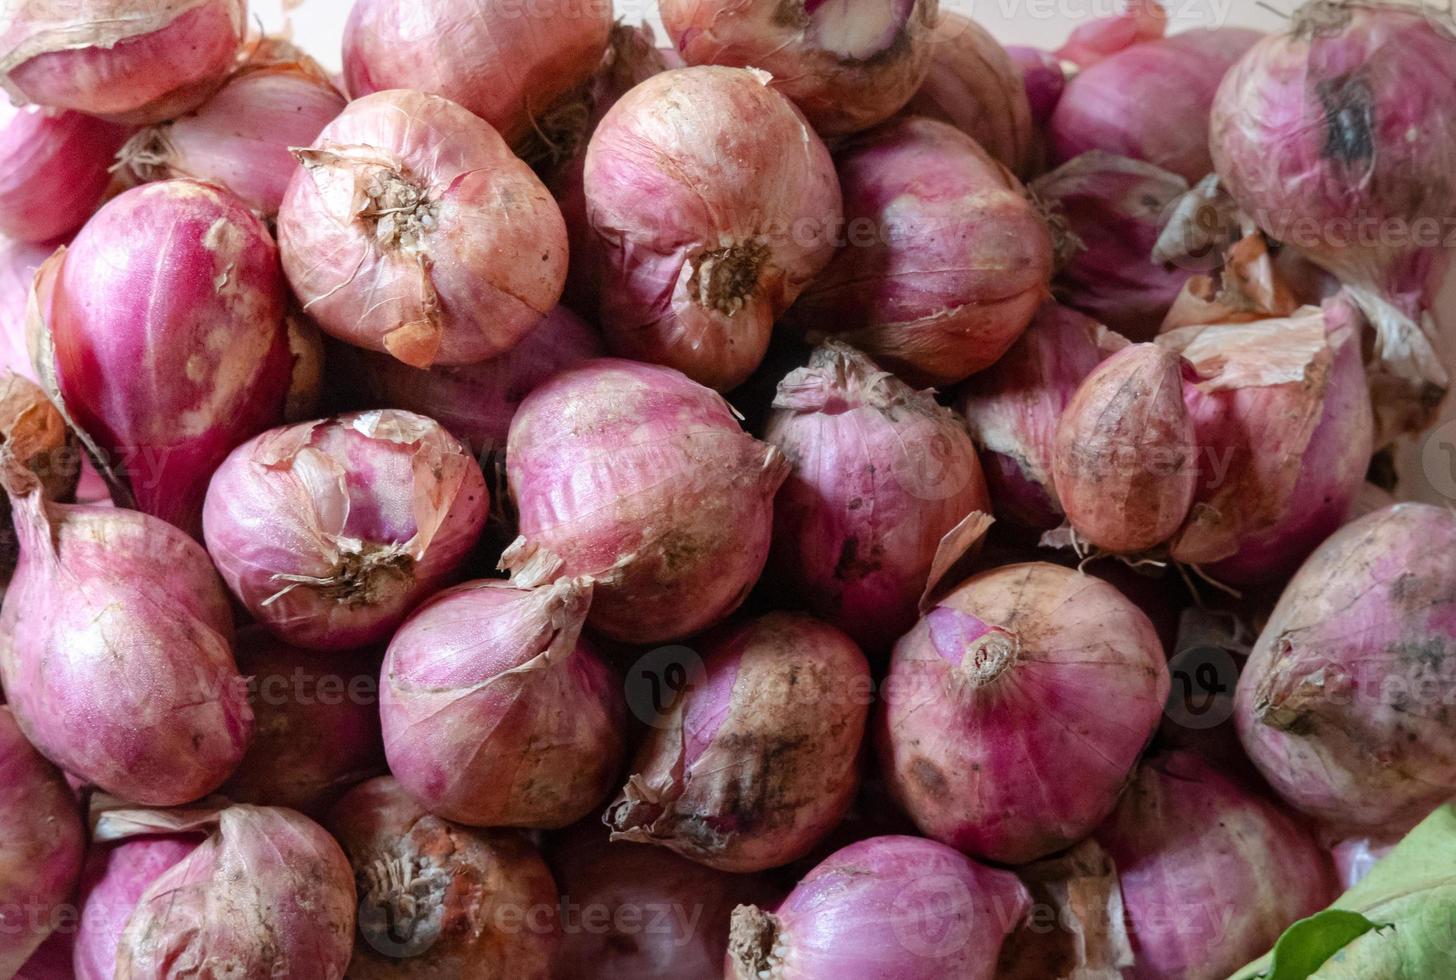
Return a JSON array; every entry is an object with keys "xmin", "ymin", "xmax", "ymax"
[
  {"xmin": 342, "ymin": 305, "xmax": 603, "ymax": 457},
  {"xmin": 582, "ymin": 66, "xmax": 842, "ymax": 391},
  {"xmin": 1094, "ymin": 751, "xmax": 1336, "ymax": 980},
  {"xmin": 1055, "ymin": 0, "xmax": 1167, "ymax": 68},
  {"xmin": 505, "ymin": 359, "xmax": 788, "ymax": 644},
  {"xmin": 661, "ymin": 0, "xmax": 937, "ymax": 137},
  {"xmin": 220, "ymin": 628, "xmax": 384, "ymax": 817},
  {"xmin": 328, "ymin": 776, "xmax": 559, "ymax": 980},
  {"xmin": 0, "ymin": 707, "xmax": 83, "ymax": 977},
  {"xmin": 0, "ymin": 104, "xmax": 127, "ymax": 243},
  {"xmin": 901, "ymin": 12, "xmax": 1033, "ymax": 175},
  {"xmin": 725, "ymin": 835, "xmax": 1029, "ymax": 980},
  {"xmin": 0, "ymin": 373, "xmax": 78, "ymax": 577},
  {"xmin": 878, "ymin": 562, "xmax": 1169, "ymax": 864},
  {"xmin": 765, "ymin": 341, "xmax": 990, "ymax": 653},
  {"xmin": 1159, "ymin": 296, "xmax": 1375, "ymax": 585},
  {"xmin": 1052, "ymin": 342, "xmax": 1198, "ymax": 554},
  {"xmin": 382, "ymin": 577, "xmax": 624, "ymax": 828},
  {"xmin": 956, "ymin": 302, "xmax": 1112, "ymax": 530},
  {"xmin": 1051, "ymin": 28, "xmax": 1261, "ymax": 183},
  {"xmin": 0, "ymin": 479, "xmax": 251, "ymax": 805},
  {"xmin": 342, "ymin": 0, "xmax": 613, "ymax": 148},
  {"xmin": 73, "ymin": 835, "xmax": 201, "ymax": 980},
  {"xmin": 789, "ymin": 116, "xmax": 1052, "ymax": 388},
  {"xmin": 0, "ymin": 0, "xmax": 246, "ymax": 124},
  {"xmin": 605, "ymin": 612, "xmax": 870, "ymax": 873},
  {"xmin": 1236, "ymin": 503, "xmax": 1456, "ymax": 831},
  {"xmin": 1006, "ymin": 45, "xmax": 1065, "ymax": 127},
  {"xmin": 202, "ymin": 409, "xmax": 489, "ymax": 652},
  {"xmin": 278, "ymin": 89, "xmax": 568, "ymax": 369},
  {"xmin": 37, "ymin": 178, "xmax": 291, "ymax": 536}
]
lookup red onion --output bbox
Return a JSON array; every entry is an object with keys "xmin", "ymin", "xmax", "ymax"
[
  {"xmin": 790, "ymin": 115, "xmax": 1053, "ymax": 387},
  {"xmin": 879, "ymin": 562, "xmax": 1169, "ymax": 863},
  {"xmin": 661, "ymin": 0, "xmax": 937, "ymax": 137},
  {"xmin": 1236, "ymin": 503, "xmax": 1456, "ymax": 831},
  {"xmin": 0, "ymin": 373, "xmax": 78, "ymax": 576},
  {"xmin": 382, "ymin": 577, "xmax": 624, "ymax": 828},
  {"xmin": 1006, "ymin": 45, "xmax": 1066, "ymax": 127},
  {"xmin": 96, "ymin": 803, "xmax": 356, "ymax": 978},
  {"xmin": 119, "ymin": 47, "xmax": 345, "ymax": 217},
  {"xmin": 1052, "ymin": 343, "xmax": 1198, "ymax": 554},
  {"xmin": 32, "ymin": 178, "xmax": 291, "ymax": 535},
  {"xmin": 956, "ymin": 302, "xmax": 1116, "ymax": 530},
  {"xmin": 606, "ymin": 612, "xmax": 870, "ymax": 872},
  {"xmin": 901, "ymin": 12, "xmax": 1033, "ymax": 175},
  {"xmin": 0, "ymin": 0, "xmax": 246, "ymax": 124},
  {"xmin": 0, "ymin": 707, "xmax": 84, "ymax": 977},
  {"xmin": 1212, "ymin": 3, "xmax": 1456, "ymax": 436},
  {"xmin": 343, "ymin": 0, "xmax": 613, "ymax": 147},
  {"xmin": 278, "ymin": 89, "xmax": 568, "ymax": 369},
  {"xmin": 1094, "ymin": 751, "xmax": 1336, "ymax": 980},
  {"xmin": 582, "ymin": 66, "xmax": 842, "ymax": 391},
  {"xmin": 1159, "ymin": 296, "xmax": 1374, "ymax": 584},
  {"xmin": 764, "ymin": 341, "xmax": 991, "ymax": 652},
  {"xmin": 73, "ymin": 835, "xmax": 202, "ymax": 980},
  {"xmin": 342, "ymin": 305, "xmax": 603, "ymax": 456},
  {"xmin": 505, "ymin": 359, "xmax": 787, "ymax": 643},
  {"xmin": 726, "ymin": 835, "xmax": 1029, "ymax": 980},
  {"xmin": 1052, "ymin": 28, "xmax": 1261, "ymax": 184},
  {"xmin": 1331, "ymin": 836, "xmax": 1395, "ymax": 890},
  {"xmin": 0, "ymin": 468, "xmax": 251, "ymax": 805},
  {"xmin": 203, "ymin": 409, "xmax": 489, "ymax": 652},
  {"xmin": 328, "ymin": 776, "xmax": 559, "ymax": 979},
  {"xmin": 0, "ymin": 237, "xmax": 49, "ymax": 381},
  {"xmin": 0, "ymin": 104, "xmax": 126, "ymax": 243},
  {"xmin": 1055, "ymin": 0, "xmax": 1166, "ymax": 68}
]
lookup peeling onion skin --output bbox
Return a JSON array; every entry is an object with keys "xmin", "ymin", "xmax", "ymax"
[
  {"xmin": 0, "ymin": 707, "xmax": 84, "ymax": 978},
  {"xmin": 38, "ymin": 178, "xmax": 292, "ymax": 537},
  {"xmin": 765, "ymin": 341, "xmax": 990, "ymax": 653},
  {"xmin": 583, "ymin": 66, "xmax": 842, "ymax": 391},
  {"xmin": 1052, "ymin": 343, "xmax": 1198, "ymax": 554},
  {"xmin": 342, "ymin": 0, "xmax": 613, "ymax": 148},
  {"xmin": 878, "ymin": 563, "xmax": 1169, "ymax": 864},
  {"xmin": 278, "ymin": 89, "xmax": 568, "ymax": 369},
  {"xmin": 726, "ymin": 835, "xmax": 1029, "ymax": 980},
  {"xmin": 0, "ymin": 0, "xmax": 247, "ymax": 124},
  {"xmin": 0, "ymin": 373, "xmax": 78, "ymax": 578},
  {"xmin": 505, "ymin": 359, "xmax": 789, "ymax": 644},
  {"xmin": 605, "ymin": 612, "xmax": 870, "ymax": 873},
  {"xmin": 662, "ymin": 0, "xmax": 937, "ymax": 137},
  {"xmin": 328, "ymin": 776, "xmax": 559, "ymax": 980},
  {"xmin": 202, "ymin": 409, "xmax": 489, "ymax": 652},
  {"xmin": 382, "ymin": 577, "xmax": 625, "ymax": 829},
  {"xmin": 1236, "ymin": 504, "xmax": 1456, "ymax": 831},
  {"xmin": 790, "ymin": 116, "xmax": 1053, "ymax": 388},
  {"xmin": 0, "ymin": 105, "xmax": 127, "ymax": 243},
  {"xmin": 73, "ymin": 836, "xmax": 202, "ymax": 980},
  {"xmin": 1095, "ymin": 752, "xmax": 1336, "ymax": 980}
]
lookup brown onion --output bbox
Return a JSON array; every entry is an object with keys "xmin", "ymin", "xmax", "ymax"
[
  {"xmin": 0, "ymin": 103, "xmax": 126, "ymax": 243},
  {"xmin": 279, "ymin": 89, "xmax": 568, "ymax": 369}
]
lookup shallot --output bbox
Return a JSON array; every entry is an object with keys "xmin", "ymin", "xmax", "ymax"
[
  {"xmin": 1055, "ymin": 0, "xmax": 1166, "ymax": 68},
  {"xmin": 0, "ymin": 236, "xmax": 49, "ymax": 381},
  {"xmin": 0, "ymin": 104, "xmax": 126, "ymax": 243},
  {"xmin": 73, "ymin": 836, "xmax": 202, "ymax": 980}
]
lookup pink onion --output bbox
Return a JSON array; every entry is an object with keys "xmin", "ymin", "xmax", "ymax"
[
  {"xmin": 95, "ymin": 803, "xmax": 356, "ymax": 978},
  {"xmin": 328, "ymin": 775, "xmax": 559, "ymax": 979},
  {"xmin": 956, "ymin": 302, "xmax": 1115, "ymax": 529},
  {"xmin": 726, "ymin": 835, "xmax": 1029, "ymax": 980},
  {"xmin": 661, "ymin": 0, "xmax": 937, "ymax": 137},
  {"xmin": 343, "ymin": 0, "xmax": 613, "ymax": 148},
  {"xmin": 0, "ymin": 707, "xmax": 84, "ymax": 977},
  {"xmin": 119, "ymin": 47, "xmax": 345, "ymax": 216},
  {"xmin": 1236, "ymin": 503, "xmax": 1456, "ymax": 831},
  {"xmin": 341, "ymin": 305, "xmax": 603, "ymax": 456},
  {"xmin": 1052, "ymin": 28, "xmax": 1261, "ymax": 184},
  {"xmin": 1055, "ymin": 0, "xmax": 1167, "ymax": 68},
  {"xmin": 0, "ymin": 0, "xmax": 246, "ymax": 124},
  {"xmin": 278, "ymin": 89, "xmax": 568, "ymax": 369},
  {"xmin": 1212, "ymin": 5, "xmax": 1456, "ymax": 437},
  {"xmin": 73, "ymin": 835, "xmax": 202, "ymax": 980},
  {"xmin": 0, "ymin": 237, "xmax": 49, "ymax": 381},
  {"xmin": 203, "ymin": 409, "xmax": 489, "ymax": 652},
  {"xmin": 382, "ymin": 576, "xmax": 624, "ymax": 828},
  {"xmin": 32, "ymin": 178, "xmax": 291, "ymax": 535},
  {"xmin": 1331, "ymin": 836, "xmax": 1396, "ymax": 890},
  {"xmin": 0, "ymin": 104, "xmax": 126, "ymax": 243},
  {"xmin": 765, "ymin": 341, "xmax": 990, "ymax": 652},
  {"xmin": 0, "ymin": 373, "xmax": 78, "ymax": 576},
  {"xmin": 582, "ymin": 66, "xmax": 842, "ymax": 391},
  {"xmin": 1006, "ymin": 45, "xmax": 1066, "ymax": 127},
  {"xmin": 505, "ymin": 359, "xmax": 787, "ymax": 643},
  {"xmin": 1094, "ymin": 751, "xmax": 1336, "ymax": 980},
  {"xmin": 0, "ymin": 467, "xmax": 251, "ymax": 805},
  {"xmin": 790, "ymin": 115, "xmax": 1053, "ymax": 387},
  {"xmin": 879, "ymin": 562, "xmax": 1169, "ymax": 863},
  {"xmin": 606, "ymin": 612, "xmax": 870, "ymax": 872}
]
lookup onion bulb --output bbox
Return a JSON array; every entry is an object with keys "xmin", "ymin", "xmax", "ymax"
[
  {"xmin": 1006, "ymin": 45, "xmax": 1066, "ymax": 126},
  {"xmin": 73, "ymin": 835, "xmax": 201, "ymax": 980},
  {"xmin": 0, "ymin": 237, "xmax": 48, "ymax": 381},
  {"xmin": 0, "ymin": 103, "xmax": 126, "ymax": 243}
]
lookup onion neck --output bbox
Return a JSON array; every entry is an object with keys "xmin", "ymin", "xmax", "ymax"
[
  {"xmin": 729, "ymin": 904, "xmax": 784, "ymax": 979},
  {"xmin": 266, "ymin": 542, "xmax": 416, "ymax": 608},
  {"xmin": 926, "ymin": 607, "xmax": 1020, "ymax": 687}
]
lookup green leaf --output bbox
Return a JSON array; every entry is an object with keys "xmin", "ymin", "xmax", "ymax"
[{"xmin": 1257, "ymin": 910, "xmax": 1388, "ymax": 980}]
